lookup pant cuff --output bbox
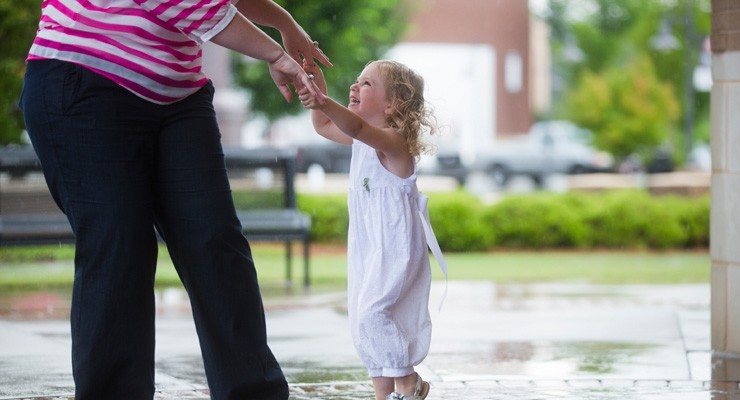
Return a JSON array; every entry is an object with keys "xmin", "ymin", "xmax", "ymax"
[{"xmin": 381, "ymin": 367, "xmax": 415, "ymax": 378}]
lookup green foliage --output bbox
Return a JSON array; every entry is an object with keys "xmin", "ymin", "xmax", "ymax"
[
  {"xmin": 427, "ymin": 192, "xmax": 493, "ymax": 252},
  {"xmin": 232, "ymin": 190, "xmax": 286, "ymax": 209},
  {"xmin": 483, "ymin": 193, "xmax": 590, "ymax": 249},
  {"xmin": 233, "ymin": 0, "xmax": 409, "ymax": 121},
  {"xmin": 565, "ymin": 56, "xmax": 680, "ymax": 162},
  {"xmin": 659, "ymin": 194, "xmax": 710, "ymax": 248},
  {"xmin": 0, "ymin": 0, "xmax": 41, "ymax": 144},
  {"xmin": 582, "ymin": 190, "xmax": 688, "ymax": 249},
  {"xmin": 297, "ymin": 190, "xmax": 709, "ymax": 251},
  {"xmin": 543, "ymin": 0, "xmax": 711, "ymax": 163},
  {"xmin": 298, "ymin": 194, "xmax": 349, "ymax": 243}
]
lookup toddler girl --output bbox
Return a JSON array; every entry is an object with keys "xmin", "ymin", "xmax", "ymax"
[{"xmin": 298, "ymin": 59, "xmax": 445, "ymax": 400}]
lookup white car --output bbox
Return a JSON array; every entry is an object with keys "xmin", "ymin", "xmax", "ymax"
[{"xmin": 479, "ymin": 121, "xmax": 614, "ymax": 186}]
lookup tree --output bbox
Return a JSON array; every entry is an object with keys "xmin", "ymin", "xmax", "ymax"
[
  {"xmin": 232, "ymin": 0, "xmax": 410, "ymax": 121},
  {"xmin": 565, "ymin": 56, "xmax": 680, "ymax": 161},
  {"xmin": 540, "ymin": 0, "xmax": 710, "ymax": 162},
  {"xmin": 0, "ymin": 0, "xmax": 40, "ymax": 145}
]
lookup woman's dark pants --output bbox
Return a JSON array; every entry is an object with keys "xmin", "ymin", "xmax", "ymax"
[{"xmin": 19, "ymin": 59, "xmax": 288, "ymax": 400}]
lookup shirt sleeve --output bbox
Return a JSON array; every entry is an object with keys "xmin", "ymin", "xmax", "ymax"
[{"xmin": 133, "ymin": 0, "xmax": 238, "ymax": 44}]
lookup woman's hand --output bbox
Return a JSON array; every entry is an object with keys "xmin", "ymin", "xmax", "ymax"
[
  {"xmin": 280, "ymin": 24, "xmax": 332, "ymax": 69},
  {"xmin": 268, "ymin": 53, "xmax": 325, "ymax": 104},
  {"xmin": 302, "ymin": 62, "xmax": 326, "ymax": 89},
  {"xmin": 227, "ymin": 0, "xmax": 329, "ymax": 104}
]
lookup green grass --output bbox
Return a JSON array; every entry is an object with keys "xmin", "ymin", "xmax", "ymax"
[
  {"xmin": 0, "ymin": 244, "xmax": 710, "ymax": 294},
  {"xmin": 437, "ymin": 250, "xmax": 709, "ymax": 284}
]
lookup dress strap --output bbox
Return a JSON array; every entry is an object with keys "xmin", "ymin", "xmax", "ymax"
[{"xmin": 415, "ymin": 191, "xmax": 448, "ymax": 311}]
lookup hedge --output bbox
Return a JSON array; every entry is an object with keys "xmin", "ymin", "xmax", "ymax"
[{"xmin": 298, "ymin": 190, "xmax": 710, "ymax": 251}]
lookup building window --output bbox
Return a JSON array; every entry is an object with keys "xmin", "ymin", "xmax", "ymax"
[{"xmin": 505, "ymin": 51, "xmax": 522, "ymax": 94}]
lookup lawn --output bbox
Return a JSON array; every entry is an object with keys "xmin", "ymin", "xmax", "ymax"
[{"xmin": 0, "ymin": 243, "xmax": 710, "ymax": 295}]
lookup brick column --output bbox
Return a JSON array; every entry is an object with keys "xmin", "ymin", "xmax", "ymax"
[{"xmin": 711, "ymin": 0, "xmax": 740, "ymax": 368}]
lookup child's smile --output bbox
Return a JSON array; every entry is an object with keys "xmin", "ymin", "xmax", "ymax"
[{"xmin": 347, "ymin": 64, "xmax": 390, "ymax": 124}]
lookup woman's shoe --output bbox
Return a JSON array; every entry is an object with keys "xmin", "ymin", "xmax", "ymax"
[{"xmin": 385, "ymin": 373, "xmax": 430, "ymax": 400}]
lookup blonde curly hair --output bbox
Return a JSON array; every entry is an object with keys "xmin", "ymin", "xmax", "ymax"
[{"xmin": 370, "ymin": 60, "xmax": 437, "ymax": 160}]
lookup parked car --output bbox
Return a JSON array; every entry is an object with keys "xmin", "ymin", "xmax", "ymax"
[
  {"xmin": 477, "ymin": 120, "xmax": 614, "ymax": 186},
  {"xmin": 617, "ymin": 147, "xmax": 676, "ymax": 174},
  {"xmin": 294, "ymin": 141, "xmax": 352, "ymax": 174}
]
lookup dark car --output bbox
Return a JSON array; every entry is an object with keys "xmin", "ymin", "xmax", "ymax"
[{"xmin": 294, "ymin": 141, "xmax": 352, "ymax": 174}]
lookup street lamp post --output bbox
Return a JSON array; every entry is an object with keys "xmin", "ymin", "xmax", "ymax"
[
  {"xmin": 651, "ymin": 0, "xmax": 697, "ymax": 160},
  {"xmin": 682, "ymin": 0, "xmax": 696, "ymax": 159}
]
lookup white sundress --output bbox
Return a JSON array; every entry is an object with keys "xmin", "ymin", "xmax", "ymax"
[{"xmin": 346, "ymin": 140, "xmax": 444, "ymax": 378}]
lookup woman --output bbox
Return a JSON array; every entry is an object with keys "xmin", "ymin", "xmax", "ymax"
[{"xmin": 19, "ymin": 0, "xmax": 329, "ymax": 398}]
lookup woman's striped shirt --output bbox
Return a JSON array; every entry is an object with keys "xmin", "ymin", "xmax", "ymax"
[{"xmin": 27, "ymin": 0, "xmax": 237, "ymax": 104}]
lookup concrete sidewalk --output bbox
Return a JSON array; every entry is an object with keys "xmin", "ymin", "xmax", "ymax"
[{"xmin": 1, "ymin": 282, "xmax": 739, "ymax": 399}]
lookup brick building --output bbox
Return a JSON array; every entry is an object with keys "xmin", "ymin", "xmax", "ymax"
[{"xmin": 401, "ymin": 0, "xmax": 533, "ymax": 138}]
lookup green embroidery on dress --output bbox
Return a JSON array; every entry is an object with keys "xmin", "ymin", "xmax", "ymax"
[{"xmin": 362, "ymin": 177, "xmax": 370, "ymax": 192}]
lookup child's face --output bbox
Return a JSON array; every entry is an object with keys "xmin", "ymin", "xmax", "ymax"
[{"xmin": 348, "ymin": 63, "xmax": 391, "ymax": 124}]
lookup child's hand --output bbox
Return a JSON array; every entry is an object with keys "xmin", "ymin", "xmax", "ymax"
[
  {"xmin": 300, "ymin": 62, "xmax": 327, "ymax": 110},
  {"xmin": 298, "ymin": 86, "xmax": 322, "ymax": 110}
]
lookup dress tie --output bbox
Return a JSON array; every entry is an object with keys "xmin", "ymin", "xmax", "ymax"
[{"xmin": 415, "ymin": 191, "xmax": 448, "ymax": 311}]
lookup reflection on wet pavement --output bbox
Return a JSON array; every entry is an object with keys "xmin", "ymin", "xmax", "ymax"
[
  {"xmin": 282, "ymin": 361, "xmax": 369, "ymax": 384},
  {"xmin": 2, "ymin": 282, "xmax": 740, "ymax": 399},
  {"xmin": 0, "ymin": 290, "xmax": 70, "ymax": 319}
]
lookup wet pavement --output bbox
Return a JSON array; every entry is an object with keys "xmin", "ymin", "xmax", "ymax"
[{"xmin": 2, "ymin": 282, "xmax": 740, "ymax": 399}]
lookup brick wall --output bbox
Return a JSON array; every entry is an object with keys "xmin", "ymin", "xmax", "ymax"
[
  {"xmin": 403, "ymin": 0, "xmax": 532, "ymax": 136},
  {"xmin": 710, "ymin": 0, "xmax": 740, "ymax": 362},
  {"xmin": 711, "ymin": 0, "xmax": 740, "ymax": 52}
]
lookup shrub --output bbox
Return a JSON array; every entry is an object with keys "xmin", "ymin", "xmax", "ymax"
[
  {"xmin": 483, "ymin": 193, "xmax": 590, "ymax": 248},
  {"xmin": 296, "ymin": 189, "xmax": 709, "ymax": 251},
  {"xmin": 298, "ymin": 194, "xmax": 349, "ymax": 243},
  {"xmin": 581, "ymin": 190, "xmax": 688, "ymax": 249},
  {"xmin": 641, "ymin": 199, "xmax": 690, "ymax": 249},
  {"xmin": 427, "ymin": 192, "xmax": 493, "ymax": 252},
  {"xmin": 657, "ymin": 194, "xmax": 710, "ymax": 248}
]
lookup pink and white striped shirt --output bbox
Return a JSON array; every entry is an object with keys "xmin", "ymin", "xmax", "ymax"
[{"xmin": 27, "ymin": 0, "xmax": 237, "ymax": 104}]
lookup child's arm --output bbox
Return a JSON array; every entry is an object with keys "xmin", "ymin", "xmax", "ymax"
[
  {"xmin": 299, "ymin": 67, "xmax": 408, "ymax": 160},
  {"xmin": 299, "ymin": 67, "xmax": 352, "ymax": 145}
]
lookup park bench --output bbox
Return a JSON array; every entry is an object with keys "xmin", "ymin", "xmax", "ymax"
[{"xmin": 0, "ymin": 145, "xmax": 312, "ymax": 287}]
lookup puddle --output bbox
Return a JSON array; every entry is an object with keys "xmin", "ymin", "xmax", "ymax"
[
  {"xmin": 554, "ymin": 342, "xmax": 656, "ymax": 374},
  {"xmin": 427, "ymin": 340, "xmax": 675, "ymax": 380},
  {"xmin": 282, "ymin": 361, "xmax": 368, "ymax": 384},
  {"xmin": 152, "ymin": 358, "xmax": 370, "ymax": 390}
]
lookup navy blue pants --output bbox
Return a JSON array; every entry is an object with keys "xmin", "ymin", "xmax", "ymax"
[{"xmin": 19, "ymin": 59, "xmax": 288, "ymax": 400}]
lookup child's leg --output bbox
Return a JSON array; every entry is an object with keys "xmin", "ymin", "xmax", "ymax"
[
  {"xmin": 394, "ymin": 372, "xmax": 418, "ymax": 396},
  {"xmin": 372, "ymin": 377, "xmax": 394, "ymax": 400}
]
